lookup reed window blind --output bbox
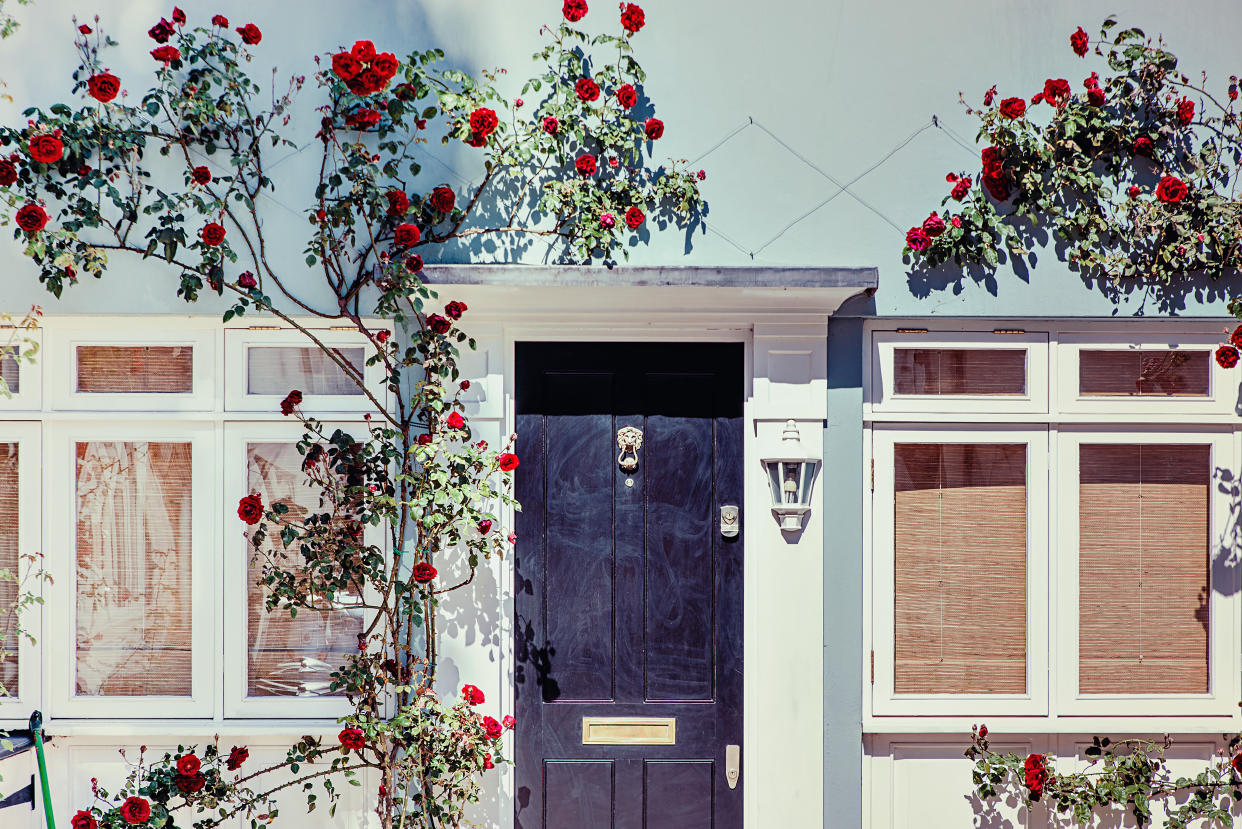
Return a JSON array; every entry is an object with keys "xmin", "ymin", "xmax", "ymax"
[
  {"xmin": 1078, "ymin": 350, "xmax": 1209, "ymax": 398},
  {"xmin": 893, "ymin": 442, "xmax": 1028, "ymax": 694},
  {"xmin": 76, "ymin": 345, "xmax": 194, "ymax": 393},
  {"xmin": 1078, "ymin": 444, "xmax": 1210, "ymax": 694},
  {"xmin": 893, "ymin": 349, "xmax": 1026, "ymax": 396},
  {"xmin": 246, "ymin": 347, "xmax": 364, "ymax": 396},
  {"xmin": 0, "ymin": 443, "xmax": 18, "ymax": 694}
]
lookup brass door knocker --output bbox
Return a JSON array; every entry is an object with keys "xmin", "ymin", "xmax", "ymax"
[{"xmin": 616, "ymin": 426, "xmax": 643, "ymax": 472}]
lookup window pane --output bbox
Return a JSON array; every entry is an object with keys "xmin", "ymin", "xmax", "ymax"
[
  {"xmin": 1078, "ymin": 350, "xmax": 1210, "ymax": 397},
  {"xmin": 1079, "ymin": 444, "xmax": 1209, "ymax": 693},
  {"xmin": 894, "ymin": 443, "xmax": 1027, "ymax": 693},
  {"xmin": 0, "ymin": 444, "xmax": 18, "ymax": 696},
  {"xmin": 246, "ymin": 347, "xmax": 364, "ymax": 396},
  {"xmin": 76, "ymin": 346, "xmax": 194, "ymax": 393},
  {"xmin": 75, "ymin": 441, "xmax": 192, "ymax": 696},
  {"xmin": 893, "ymin": 349, "xmax": 1026, "ymax": 395},
  {"xmin": 0, "ymin": 348, "xmax": 18, "ymax": 394},
  {"xmin": 246, "ymin": 443, "xmax": 363, "ymax": 697}
]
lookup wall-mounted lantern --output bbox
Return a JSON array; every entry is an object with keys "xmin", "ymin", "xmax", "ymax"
[{"xmin": 762, "ymin": 420, "xmax": 820, "ymax": 532}]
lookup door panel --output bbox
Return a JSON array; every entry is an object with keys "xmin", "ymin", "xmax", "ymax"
[{"xmin": 515, "ymin": 342, "xmax": 744, "ymax": 829}]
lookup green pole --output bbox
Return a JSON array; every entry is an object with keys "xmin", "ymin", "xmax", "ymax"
[{"xmin": 30, "ymin": 711, "xmax": 54, "ymax": 829}]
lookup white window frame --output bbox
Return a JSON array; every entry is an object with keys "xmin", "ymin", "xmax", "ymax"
[
  {"xmin": 0, "ymin": 422, "xmax": 41, "ymax": 718},
  {"xmin": 222, "ymin": 421, "xmax": 382, "ymax": 719},
  {"xmin": 1054, "ymin": 426, "xmax": 1240, "ymax": 717},
  {"xmin": 48, "ymin": 322, "xmax": 218, "ymax": 412},
  {"xmin": 46, "ymin": 420, "xmax": 218, "ymax": 719},
  {"xmin": 868, "ymin": 330, "xmax": 1049, "ymax": 415},
  {"xmin": 224, "ymin": 327, "xmax": 385, "ymax": 415},
  {"xmin": 871, "ymin": 424, "xmax": 1049, "ymax": 716},
  {"xmin": 0, "ymin": 326, "xmax": 42, "ymax": 412},
  {"xmin": 1056, "ymin": 332, "xmax": 1234, "ymax": 416}
]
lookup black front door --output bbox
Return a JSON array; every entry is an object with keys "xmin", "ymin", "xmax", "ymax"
[{"xmin": 514, "ymin": 342, "xmax": 744, "ymax": 829}]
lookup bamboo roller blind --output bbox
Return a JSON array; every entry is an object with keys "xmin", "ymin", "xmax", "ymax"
[
  {"xmin": 0, "ymin": 444, "xmax": 18, "ymax": 695},
  {"xmin": 246, "ymin": 443, "xmax": 362, "ymax": 697},
  {"xmin": 893, "ymin": 349, "xmax": 1026, "ymax": 396},
  {"xmin": 76, "ymin": 346, "xmax": 193, "ymax": 393},
  {"xmin": 1079, "ymin": 444, "xmax": 1210, "ymax": 694},
  {"xmin": 894, "ymin": 443, "xmax": 1027, "ymax": 694},
  {"xmin": 75, "ymin": 441, "xmax": 193, "ymax": 696},
  {"xmin": 1079, "ymin": 350, "xmax": 1209, "ymax": 397}
]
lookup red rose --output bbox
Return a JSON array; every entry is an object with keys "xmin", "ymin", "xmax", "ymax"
[
  {"xmin": 460, "ymin": 380, "xmax": 471, "ymax": 391},
  {"xmin": 542, "ymin": 116, "xmax": 559, "ymax": 135},
  {"xmin": 469, "ymin": 108, "xmax": 499, "ymax": 138},
  {"xmin": 28, "ymin": 134, "xmax": 63, "ymax": 164},
  {"xmin": 1042, "ymin": 78, "xmax": 1071, "ymax": 107},
  {"xmin": 149, "ymin": 18, "xmax": 175, "ymax": 42},
  {"xmin": 446, "ymin": 411, "xmax": 465, "ymax": 430},
  {"xmin": 1086, "ymin": 87, "xmax": 1105, "ymax": 107},
  {"xmin": 998, "ymin": 97, "xmax": 1026, "ymax": 118},
  {"xmin": 226, "ymin": 745, "xmax": 248, "ymax": 771},
  {"xmin": 575, "ymin": 77, "xmax": 601, "ymax": 102},
  {"xmin": 151, "ymin": 45, "xmax": 181, "ymax": 64},
  {"xmin": 616, "ymin": 83, "xmax": 637, "ymax": 108},
  {"xmin": 1127, "ymin": 185, "xmax": 1140, "ymax": 198},
  {"xmin": 237, "ymin": 271, "xmax": 257, "ymax": 289},
  {"xmin": 236, "ymin": 23, "xmax": 262, "ymax": 45},
  {"xmin": 201, "ymin": 222, "xmax": 226, "ymax": 246},
  {"xmin": 394, "ymin": 224, "xmax": 421, "ymax": 246},
  {"xmin": 482, "ymin": 716, "xmax": 504, "ymax": 740},
  {"xmin": 191, "ymin": 165, "xmax": 211, "ymax": 185},
  {"xmin": 371, "ymin": 53, "xmax": 400, "ymax": 80},
  {"xmin": 237, "ymin": 493, "xmax": 263, "ymax": 524},
  {"xmin": 445, "ymin": 300, "xmax": 467, "ymax": 319},
  {"xmin": 462, "ymin": 684, "xmax": 485, "ymax": 705},
  {"xmin": 1217, "ymin": 345, "xmax": 1239, "ymax": 368},
  {"xmin": 922, "ymin": 212, "xmax": 946, "ymax": 237},
  {"xmin": 0, "ymin": 160, "xmax": 17, "ymax": 187},
  {"xmin": 120, "ymin": 797, "xmax": 151, "ymax": 825},
  {"xmin": 1230, "ymin": 326, "xmax": 1242, "ymax": 350},
  {"xmin": 211, "ymin": 14, "xmax": 229, "ymax": 27},
  {"xmin": 1070, "ymin": 26, "xmax": 1089, "ymax": 57},
  {"xmin": 498, "ymin": 452, "xmax": 519, "ymax": 471},
  {"xmin": 905, "ymin": 226, "xmax": 931, "ymax": 251},
  {"xmin": 412, "ymin": 561, "xmax": 437, "ymax": 583},
  {"xmin": 982, "ymin": 170, "xmax": 1010, "ymax": 201},
  {"xmin": 175, "ymin": 772, "xmax": 205, "ymax": 795},
  {"xmin": 416, "ymin": 433, "xmax": 433, "ymax": 445},
  {"xmin": 15, "ymin": 203, "xmax": 48, "ymax": 233},
  {"xmin": 1155, "ymin": 175, "xmax": 1188, "ymax": 204},
  {"xmin": 983, "ymin": 84, "xmax": 997, "ymax": 106},
  {"xmin": 1232, "ymin": 752, "xmax": 1242, "ymax": 776},
  {"xmin": 478, "ymin": 519, "xmax": 492, "ymax": 534},
  {"xmin": 1132, "ymin": 136, "xmax": 1154, "ymax": 156},
  {"xmin": 575, "ymin": 154, "xmax": 597, "ymax": 177},
  {"xmin": 427, "ymin": 314, "xmax": 451, "ymax": 334},
  {"xmin": 71, "ymin": 811, "xmax": 98, "ymax": 829},
  {"xmin": 78, "ymin": 24, "xmax": 92, "ymax": 34},
  {"xmin": 280, "ymin": 389, "xmax": 303, "ymax": 416},
  {"xmin": 483, "ymin": 753, "xmax": 495, "ymax": 769},
  {"xmin": 1176, "ymin": 97, "xmax": 1195, "ymax": 126},
  {"xmin": 176, "ymin": 754, "xmax": 201, "ymax": 776},
  {"xmin": 1023, "ymin": 753, "xmax": 1050, "ymax": 799},
  {"xmin": 981, "ymin": 145, "xmax": 1003, "ymax": 174},
  {"xmin": 643, "ymin": 117, "xmax": 664, "ymax": 140},
  {"xmin": 351, "ymin": 40, "xmax": 376, "ymax": 61},
  {"xmin": 88, "ymin": 73, "xmax": 120, "ymax": 102},
  {"xmin": 620, "ymin": 3, "xmax": 645, "ymax": 34},
  {"xmin": 950, "ymin": 177, "xmax": 971, "ymax": 200},
  {"xmin": 563, "ymin": 0, "xmax": 589, "ymax": 22},
  {"xmin": 385, "ymin": 190, "xmax": 409, "ymax": 216},
  {"xmin": 346, "ymin": 107, "xmax": 382, "ymax": 129},
  {"xmin": 404, "ymin": 255, "xmax": 424, "ymax": 273},
  {"xmin": 951, "ymin": 216, "xmax": 961, "ymax": 227},
  {"xmin": 625, "ymin": 206, "xmax": 645, "ymax": 229},
  {"xmin": 332, "ymin": 52, "xmax": 362, "ymax": 81},
  {"xmin": 503, "ymin": 714, "xmax": 515, "ymax": 730},
  {"xmin": 430, "ymin": 185, "xmax": 456, "ymax": 213},
  {"xmin": 172, "ymin": 6, "xmax": 186, "ymax": 24},
  {"xmin": 376, "ymin": 329, "xmax": 391, "ymax": 344},
  {"xmin": 338, "ymin": 727, "xmax": 367, "ymax": 751}
]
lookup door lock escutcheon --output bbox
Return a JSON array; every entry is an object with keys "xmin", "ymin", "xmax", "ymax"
[
  {"xmin": 720, "ymin": 505, "xmax": 739, "ymax": 538},
  {"xmin": 725, "ymin": 744, "xmax": 740, "ymax": 789}
]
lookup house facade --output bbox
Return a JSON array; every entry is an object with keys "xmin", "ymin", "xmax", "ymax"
[{"xmin": 1, "ymin": 1, "xmax": 1241, "ymax": 828}]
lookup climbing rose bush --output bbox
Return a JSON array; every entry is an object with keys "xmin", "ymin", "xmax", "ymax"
[
  {"xmin": 0, "ymin": 3, "xmax": 703, "ymax": 828},
  {"xmin": 903, "ymin": 18, "xmax": 1242, "ymax": 310}
]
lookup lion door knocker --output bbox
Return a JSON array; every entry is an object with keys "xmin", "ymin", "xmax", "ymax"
[{"xmin": 616, "ymin": 426, "xmax": 643, "ymax": 472}]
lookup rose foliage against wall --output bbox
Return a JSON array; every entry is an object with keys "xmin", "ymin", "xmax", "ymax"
[
  {"xmin": 902, "ymin": 19, "xmax": 1242, "ymax": 308},
  {"xmin": 0, "ymin": 2, "xmax": 703, "ymax": 827}
]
